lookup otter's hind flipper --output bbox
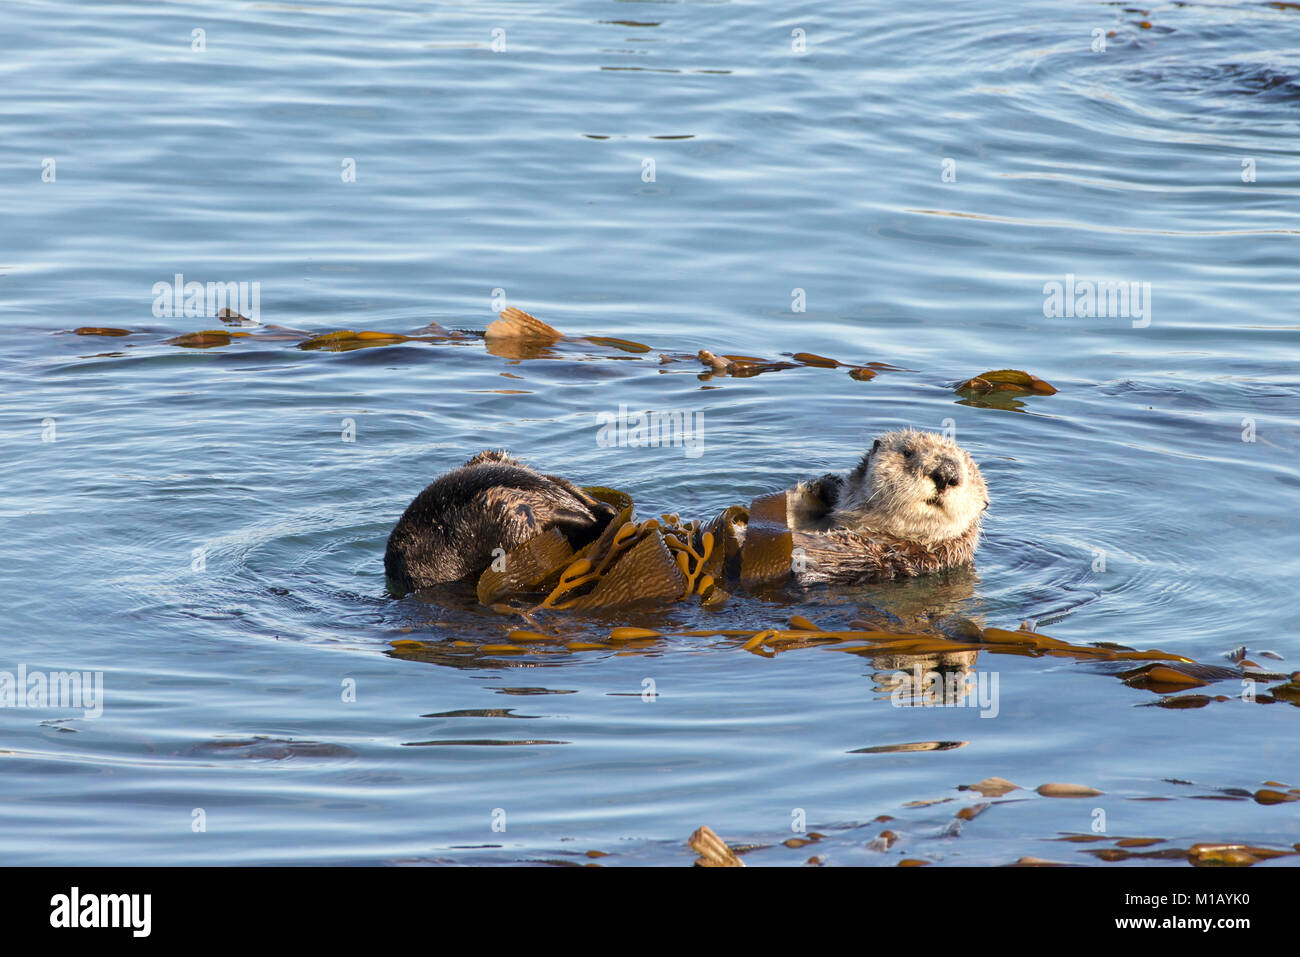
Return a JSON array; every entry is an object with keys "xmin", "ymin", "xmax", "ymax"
[{"xmin": 537, "ymin": 472, "xmax": 619, "ymax": 543}]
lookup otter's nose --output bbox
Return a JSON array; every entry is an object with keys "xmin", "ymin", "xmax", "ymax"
[{"xmin": 930, "ymin": 458, "xmax": 961, "ymax": 492}]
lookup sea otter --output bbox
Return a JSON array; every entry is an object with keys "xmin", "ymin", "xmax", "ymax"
[{"xmin": 384, "ymin": 430, "xmax": 988, "ymax": 596}]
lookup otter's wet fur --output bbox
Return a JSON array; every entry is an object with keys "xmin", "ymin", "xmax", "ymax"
[
  {"xmin": 384, "ymin": 450, "xmax": 616, "ymax": 594},
  {"xmin": 785, "ymin": 429, "xmax": 988, "ymax": 586}
]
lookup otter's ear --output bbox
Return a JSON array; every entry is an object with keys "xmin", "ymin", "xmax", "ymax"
[{"xmin": 853, "ymin": 439, "xmax": 880, "ymax": 478}]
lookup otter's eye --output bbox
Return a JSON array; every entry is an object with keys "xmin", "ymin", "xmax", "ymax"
[{"xmin": 902, "ymin": 448, "xmax": 914, "ymax": 459}]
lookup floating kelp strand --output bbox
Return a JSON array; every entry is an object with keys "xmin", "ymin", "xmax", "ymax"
[
  {"xmin": 817, "ymin": 628, "xmax": 976, "ymax": 642},
  {"xmin": 956, "ymin": 803, "xmax": 990, "ymax": 821},
  {"xmin": 963, "ymin": 777, "xmax": 1021, "ymax": 797},
  {"xmin": 1151, "ymin": 694, "xmax": 1215, "ymax": 709},
  {"xmin": 297, "ymin": 329, "xmax": 415, "ymax": 351},
  {"xmin": 741, "ymin": 630, "xmax": 778, "ymax": 651},
  {"xmin": 296, "ymin": 329, "xmax": 344, "ymax": 348},
  {"xmin": 688, "ymin": 826, "xmax": 744, "ymax": 867},
  {"xmin": 980, "ymin": 627, "xmax": 1191, "ymax": 663},
  {"xmin": 484, "ymin": 307, "xmax": 562, "ymax": 342},
  {"xmin": 1253, "ymin": 789, "xmax": 1299, "ymax": 805},
  {"xmin": 1120, "ymin": 663, "xmax": 1209, "ymax": 690},
  {"xmin": 955, "ymin": 369, "xmax": 1058, "ymax": 395},
  {"xmin": 608, "ymin": 627, "xmax": 661, "ymax": 642},
  {"xmin": 1187, "ymin": 843, "xmax": 1295, "ymax": 867},
  {"xmin": 852, "ymin": 741, "xmax": 967, "ymax": 754},
  {"xmin": 558, "ymin": 558, "xmax": 593, "ymax": 584},
  {"xmin": 590, "ymin": 525, "xmax": 640, "ymax": 577},
  {"xmin": 789, "ymin": 352, "xmax": 841, "ymax": 367},
  {"xmin": 1036, "ymin": 783, "xmax": 1104, "ymax": 798},
  {"xmin": 672, "ymin": 550, "xmax": 694, "ymax": 600},
  {"xmin": 663, "ymin": 524, "xmax": 712, "ymax": 599},
  {"xmin": 762, "ymin": 631, "xmax": 823, "ymax": 645},
  {"xmin": 559, "ymin": 556, "xmax": 598, "ymax": 595},
  {"xmin": 1268, "ymin": 674, "xmax": 1300, "ymax": 703},
  {"xmin": 980, "ymin": 626, "xmax": 1076, "ymax": 650},
  {"xmin": 505, "ymin": 630, "xmax": 559, "ymax": 643},
  {"xmin": 1008, "ymin": 857, "xmax": 1069, "ymax": 867},
  {"xmin": 1102, "ymin": 648, "xmax": 1196, "ymax": 663},
  {"xmin": 696, "ymin": 349, "xmax": 799, "ymax": 377},
  {"xmin": 166, "ymin": 329, "xmax": 240, "ymax": 348},
  {"xmin": 582, "ymin": 335, "xmax": 652, "ymax": 353},
  {"xmin": 698, "ymin": 532, "xmax": 715, "ymax": 563},
  {"xmin": 826, "ymin": 637, "xmax": 986, "ymax": 656}
]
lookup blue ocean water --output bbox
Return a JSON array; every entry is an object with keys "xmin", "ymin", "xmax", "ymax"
[{"xmin": 0, "ymin": 0, "xmax": 1297, "ymax": 865}]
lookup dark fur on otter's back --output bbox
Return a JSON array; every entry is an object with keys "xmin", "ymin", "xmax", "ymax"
[{"xmin": 384, "ymin": 450, "xmax": 616, "ymax": 595}]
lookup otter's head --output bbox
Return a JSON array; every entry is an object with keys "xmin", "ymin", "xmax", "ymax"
[{"xmin": 834, "ymin": 429, "xmax": 988, "ymax": 545}]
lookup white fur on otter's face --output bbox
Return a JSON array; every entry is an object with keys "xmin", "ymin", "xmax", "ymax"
[{"xmin": 831, "ymin": 430, "xmax": 988, "ymax": 545}]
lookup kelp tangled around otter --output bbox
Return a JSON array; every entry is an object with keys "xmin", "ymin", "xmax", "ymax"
[{"xmin": 384, "ymin": 431, "xmax": 989, "ymax": 604}]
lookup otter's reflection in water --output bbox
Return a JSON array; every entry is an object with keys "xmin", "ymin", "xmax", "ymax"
[{"xmin": 870, "ymin": 649, "xmax": 984, "ymax": 710}]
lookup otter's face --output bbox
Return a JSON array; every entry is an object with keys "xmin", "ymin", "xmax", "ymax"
[{"xmin": 838, "ymin": 430, "xmax": 988, "ymax": 544}]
